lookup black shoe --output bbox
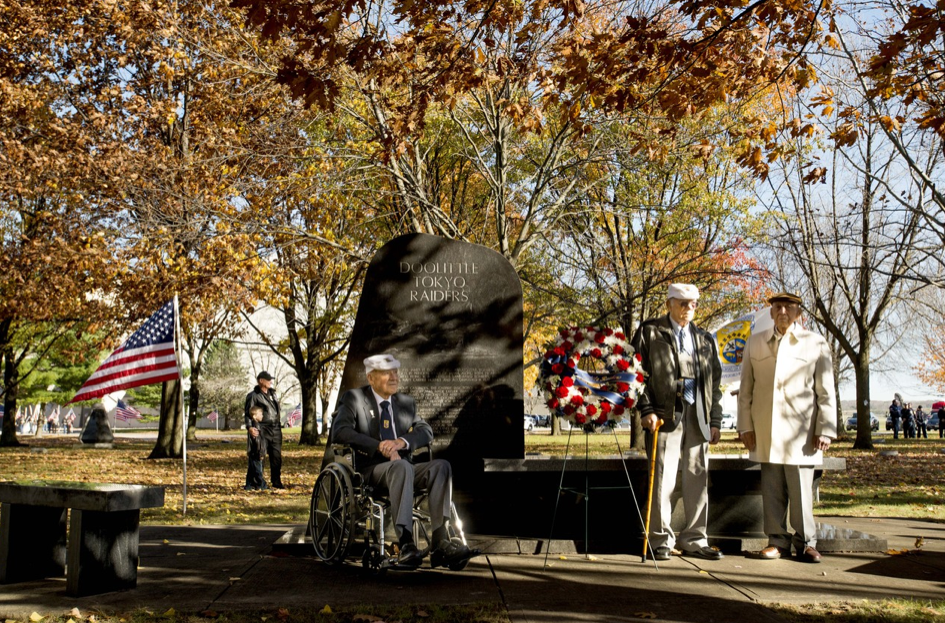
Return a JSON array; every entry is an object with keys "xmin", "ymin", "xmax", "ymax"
[
  {"xmin": 682, "ymin": 545, "xmax": 724, "ymax": 561},
  {"xmin": 650, "ymin": 546, "xmax": 671, "ymax": 561},
  {"xmin": 396, "ymin": 543, "xmax": 423, "ymax": 568},
  {"xmin": 430, "ymin": 538, "xmax": 477, "ymax": 569},
  {"xmin": 271, "ymin": 483, "xmax": 286, "ymax": 489}
]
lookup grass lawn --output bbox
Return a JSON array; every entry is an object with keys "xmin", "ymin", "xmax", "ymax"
[{"xmin": 2, "ymin": 428, "xmax": 943, "ymax": 523}]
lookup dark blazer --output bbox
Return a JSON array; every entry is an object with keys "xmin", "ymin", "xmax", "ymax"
[
  {"xmin": 631, "ymin": 314, "xmax": 723, "ymax": 437},
  {"xmin": 332, "ymin": 386, "xmax": 434, "ymax": 472}
]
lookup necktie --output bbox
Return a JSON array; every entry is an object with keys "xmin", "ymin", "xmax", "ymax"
[
  {"xmin": 379, "ymin": 400, "xmax": 396, "ymax": 441},
  {"xmin": 679, "ymin": 330, "xmax": 695, "ymax": 405}
]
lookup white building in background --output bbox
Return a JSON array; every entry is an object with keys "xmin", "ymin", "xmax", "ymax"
[{"xmin": 224, "ymin": 302, "xmax": 341, "ymax": 425}]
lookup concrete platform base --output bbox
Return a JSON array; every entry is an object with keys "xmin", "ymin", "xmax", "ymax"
[{"xmin": 273, "ymin": 521, "xmax": 887, "ymax": 558}]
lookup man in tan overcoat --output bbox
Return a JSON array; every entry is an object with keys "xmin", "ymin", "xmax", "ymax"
[{"xmin": 737, "ymin": 292, "xmax": 837, "ymax": 563}]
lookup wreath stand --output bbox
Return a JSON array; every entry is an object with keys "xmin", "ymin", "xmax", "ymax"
[{"xmin": 541, "ymin": 422, "xmax": 658, "ymax": 570}]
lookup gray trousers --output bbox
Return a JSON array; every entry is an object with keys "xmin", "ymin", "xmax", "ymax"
[
  {"xmin": 364, "ymin": 458, "xmax": 453, "ymax": 537},
  {"xmin": 646, "ymin": 403, "xmax": 709, "ymax": 551},
  {"xmin": 760, "ymin": 463, "xmax": 817, "ymax": 551}
]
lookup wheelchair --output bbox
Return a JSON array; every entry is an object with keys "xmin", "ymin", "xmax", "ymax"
[{"xmin": 308, "ymin": 443, "xmax": 474, "ymax": 573}]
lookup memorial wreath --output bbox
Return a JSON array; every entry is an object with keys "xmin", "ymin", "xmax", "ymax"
[{"xmin": 538, "ymin": 326, "xmax": 647, "ymax": 426}]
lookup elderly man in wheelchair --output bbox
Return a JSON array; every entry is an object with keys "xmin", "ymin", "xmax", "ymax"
[{"xmin": 309, "ymin": 353, "xmax": 479, "ymax": 572}]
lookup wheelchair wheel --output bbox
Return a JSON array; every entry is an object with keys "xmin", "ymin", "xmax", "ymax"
[
  {"xmin": 361, "ymin": 543, "xmax": 387, "ymax": 575},
  {"xmin": 309, "ymin": 462, "xmax": 356, "ymax": 564}
]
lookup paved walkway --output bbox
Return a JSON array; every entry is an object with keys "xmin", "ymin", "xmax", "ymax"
[{"xmin": 1, "ymin": 516, "xmax": 943, "ymax": 622}]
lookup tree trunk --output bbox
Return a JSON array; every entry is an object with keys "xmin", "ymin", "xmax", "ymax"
[
  {"xmin": 186, "ymin": 364, "xmax": 200, "ymax": 442},
  {"xmin": 298, "ymin": 373, "xmax": 322, "ymax": 446},
  {"xmin": 853, "ymin": 352, "xmax": 873, "ymax": 450},
  {"xmin": 832, "ymin": 356, "xmax": 845, "ymax": 439},
  {"xmin": 148, "ymin": 379, "xmax": 184, "ymax": 459},
  {"xmin": 319, "ymin": 392, "xmax": 332, "ymax": 437},
  {"xmin": 1, "ymin": 339, "xmax": 22, "ymax": 447},
  {"xmin": 630, "ymin": 410, "xmax": 645, "ymax": 451}
]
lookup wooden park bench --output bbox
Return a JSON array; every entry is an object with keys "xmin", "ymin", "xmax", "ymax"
[{"xmin": 0, "ymin": 480, "xmax": 164, "ymax": 596}]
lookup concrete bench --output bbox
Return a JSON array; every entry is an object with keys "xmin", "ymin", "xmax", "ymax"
[{"xmin": 0, "ymin": 480, "xmax": 164, "ymax": 596}]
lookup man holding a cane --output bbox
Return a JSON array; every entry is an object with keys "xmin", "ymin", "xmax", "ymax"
[{"xmin": 631, "ymin": 283, "xmax": 724, "ymax": 561}]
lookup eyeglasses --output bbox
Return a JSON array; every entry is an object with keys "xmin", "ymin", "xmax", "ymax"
[
  {"xmin": 671, "ymin": 299, "xmax": 698, "ymax": 309},
  {"xmin": 771, "ymin": 302, "xmax": 799, "ymax": 311}
]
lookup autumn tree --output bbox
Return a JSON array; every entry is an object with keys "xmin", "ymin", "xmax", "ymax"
[
  {"xmin": 238, "ymin": 115, "xmax": 373, "ymax": 445},
  {"xmin": 0, "ymin": 0, "xmax": 131, "ymax": 446},
  {"xmin": 71, "ymin": 0, "xmax": 307, "ymax": 457},
  {"xmin": 199, "ymin": 340, "xmax": 249, "ymax": 430},
  {"xmin": 760, "ymin": 112, "xmax": 929, "ymax": 450},
  {"xmin": 234, "ymin": 0, "xmax": 832, "ymax": 184},
  {"xmin": 819, "ymin": 2, "xmax": 945, "ymax": 276}
]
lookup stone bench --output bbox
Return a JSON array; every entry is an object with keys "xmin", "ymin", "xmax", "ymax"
[{"xmin": 0, "ymin": 480, "xmax": 165, "ymax": 596}]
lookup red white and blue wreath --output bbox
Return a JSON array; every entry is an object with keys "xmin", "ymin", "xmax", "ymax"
[{"xmin": 538, "ymin": 326, "xmax": 646, "ymax": 426}]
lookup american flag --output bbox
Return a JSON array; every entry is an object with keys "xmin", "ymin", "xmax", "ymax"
[
  {"xmin": 115, "ymin": 399, "xmax": 141, "ymax": 422},
  {"xmin": 207, "ymin": 410, "xmax": 218, "ymax": 422},
  {"xmin": 64, "ymin": 407, "xmax": 76, "ymax": 423},
  {"xmin": 287, "ymin": 404, "xmax": 302, "ymax": 426},
  {"xmin": 69, "ymin": 300, "xmax": 181, "ymax": 403}
]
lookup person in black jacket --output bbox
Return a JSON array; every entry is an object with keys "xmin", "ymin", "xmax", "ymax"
[
  {"xmin": 244, "ymin": 371, "xmax": 284, "ymax": 489},
  {"xmin": 901, "ymin": 403, "xmax": 916, "ymax": 439},
  {"xmin": 889, "ymin": 399, "xmax": 902, "ymax": 440},
  {"xmin": 938, "ymin": 405, "xmax": 945, "ymax": 438},
  {"xmin": 630, "ymin": 283, "xmax": 724, "ymax": 562}
]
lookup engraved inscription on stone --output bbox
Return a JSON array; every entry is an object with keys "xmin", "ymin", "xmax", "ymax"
[{"xmin": 339, "ymin": 233, "xmax": 525, "ymax": 475}]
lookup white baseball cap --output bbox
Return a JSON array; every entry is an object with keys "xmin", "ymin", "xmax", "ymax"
[
  {"xmin": 363, "ymin": 354, "xmax": 401, "ymax": 374},
  {"xmin": 667, "ymin": 283, "xmax": 699, "ymax": 300}
]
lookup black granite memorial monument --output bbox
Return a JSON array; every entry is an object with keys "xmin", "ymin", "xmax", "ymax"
[{"xmin": 338, "ymin": 233, "xmax": 524, "ymax": 483}]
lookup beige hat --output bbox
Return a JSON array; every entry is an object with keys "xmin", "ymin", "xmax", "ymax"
[
  {"xmin": 363, "ymin": 354, "xmax": 401, "ymax": 374},
  {"xmin": 667, "ymin": 283, "xmax": 699, "ymax": 300}
]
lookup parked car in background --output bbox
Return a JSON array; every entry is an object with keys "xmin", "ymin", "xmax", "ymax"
[
  {"xmin": 530, "ymin": 414, "xmax": 550, "ymax": 427},
  {"xmin": 720, "ymin": 413, "xmax": 737, "ymax": 430},
  {"xmin": 846, "ymin": 414, "xmax": 879, "ymax": 431},
  {"xmin": 524, "ymin": 415, "xmax": 536, "ymax": 432}
]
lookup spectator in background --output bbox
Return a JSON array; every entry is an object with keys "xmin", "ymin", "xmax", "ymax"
[
  {"xmin": 889, "ymin": 398, "xmax": 902, "ymax": 440},
  {"xmin": 914, "ymin": 405, "xmax": 928, "ymax": 439},
  {"xmin": 938, "ymin": 404, "xmax": 945, "ymax": 439},
  {"xmin": 901, "ymin": 403, "xmax": 916, "ymax": 439},
  {"xmin": 245, "ymin": 406, "xmax": 268, "ymax": 491},
  {"xmin": 244, "ymin": 371, "xmax": 285, "ymax": 489}
]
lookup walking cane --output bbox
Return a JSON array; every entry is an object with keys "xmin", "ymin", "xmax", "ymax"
[{"xmin": 641, "ymin": 418, "xmax": 663, "ymax": 563}]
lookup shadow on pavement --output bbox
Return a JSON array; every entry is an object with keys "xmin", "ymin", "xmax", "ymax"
[{"xmin": 847, "ymin": 551, "xmax": 945, "ymax": 582}]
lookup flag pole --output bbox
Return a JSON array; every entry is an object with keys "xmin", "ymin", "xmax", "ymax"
[{"xmin": 174, "ymin": 295, "xmax": 188, "ymax": 515}]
